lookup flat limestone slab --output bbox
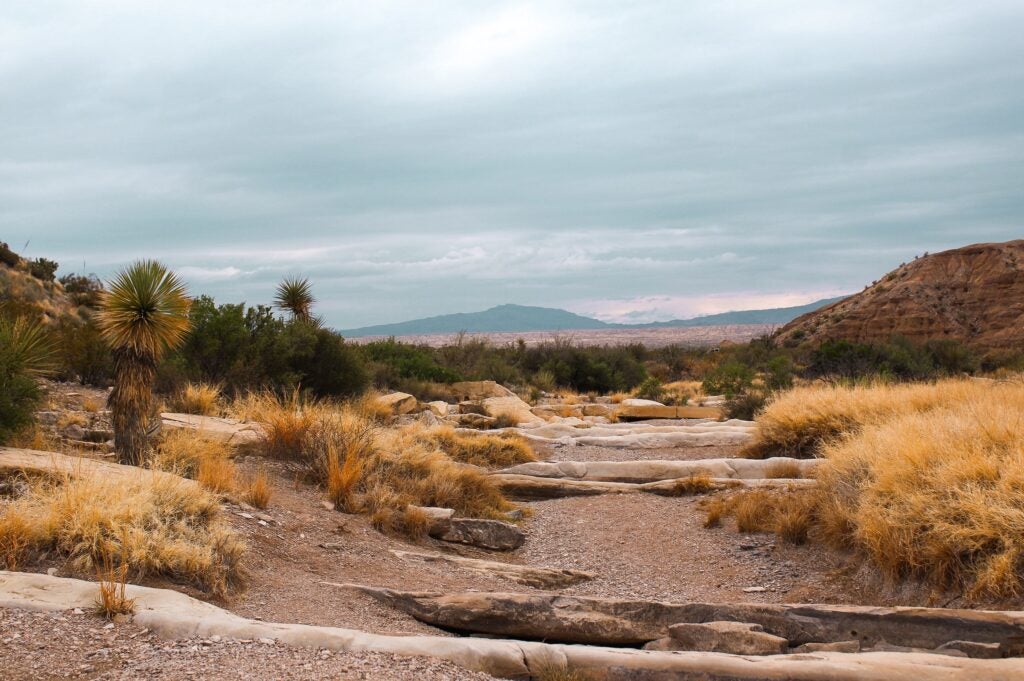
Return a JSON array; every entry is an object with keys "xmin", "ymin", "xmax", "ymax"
[
  {"xmin": 160, "ymin": 413, "xmax": 263, "ymax": 447},
  {"xmin": 515, "ymin": 420, "xmax": 756, "ymax": 448},
  {"xmin": 1, "ymin": 572, "xmax": 1016, "ymax": 680},
  {"xmin": 0, "ymin": 447, "xmax": 196, "ymax": 488},
  {"xmin": 390, "ymin": 550, "xmax": 595, "ymax": 588},
  {"xmin": 615, "ymin": 404, "xmax": 724, "ymax": 420},
  {"xmin": 340, "ymin": 585, "xmax": 1024, "ymax": 656},
  {"xmin": 498, "ymin": 457, "xmax": 819, "ymax": 483},
  {"xmin": 490, "ymin": 473, "xmax": 815, "ymax": 500}
]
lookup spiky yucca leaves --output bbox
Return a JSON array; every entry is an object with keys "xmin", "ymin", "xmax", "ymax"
[
  {"xmin": 0, "ymin": 316, "xmax": 57, "ymax": 441},
  {"xmin": 96, "ymin": 261, "xmax": 190, "ymax": 466},
  {"xmin": 274, "ymin": 276, "xmax": 316, "ymax": 323},
  {"xmin": 0, "ymin": 316, "xmax": 57, "ymax": 377}
]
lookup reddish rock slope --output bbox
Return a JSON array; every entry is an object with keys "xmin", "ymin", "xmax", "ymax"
[{"xmin": 776, "ymin": 239, "xmax": 1024, "ymax": 350}]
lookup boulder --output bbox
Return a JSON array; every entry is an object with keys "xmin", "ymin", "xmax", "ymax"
[
  {"xmin": 377, "ymin": 392, "xmax": 419, "ymax": 415},
  {"xmin": 390, "ymin": 550, "xmax": 593, "ymax": 589},
  {"xmin": 490, "ymin": 473, "xmax": 813, "ymax": 501},
  {"xmin": 408, "ymin": 507, "xmax": 525, "ymax": 551},
  {"xmin": 481, "ymin": 396, "xmax": 544, "ymax": 426},
  {"xmin": 620, "ymin": 398, "xmax": 666, "ymax": 407},
  {"xmin": 160, "ymin": 413, "xmax": 262, "ymax": 447},
  {"xmin": 456, "ymin": 413, "xmax": 497, "ymax": 429},
  {"xmin": 615, "ymin": 404, "xmax": 724, "ymax": 421},
  {"xmin": 450, "ymin": 381, "xmax": 516, "ymax": 401},
  {"xmin": 426, "ymin": 401, "xmax": 450, "ymax": 417},
  {"xmin": 437, "ymin": 518, "xmax": 525, "ymax": 551},
  {"xmin": 0, "ymin": 447, "xmax": 195, "ymax": 489},
  {"xmin": 665, "ymin": 621, "xmax": 788, "ymax": 655},
  {"xmin": 582, "ymin": 404, "xmax": 613, "ymax": 417}
]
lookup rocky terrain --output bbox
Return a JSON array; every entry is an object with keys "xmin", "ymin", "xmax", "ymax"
[{"xmin": 776, "ymin": 239, "xmax": 1024, "ymax": 349}]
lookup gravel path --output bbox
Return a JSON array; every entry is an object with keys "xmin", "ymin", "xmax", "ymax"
[{"xmin": 0, "ymin": 607, "xmax": 494, "ymax": 681}]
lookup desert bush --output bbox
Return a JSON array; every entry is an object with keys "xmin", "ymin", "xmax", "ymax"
[
  {"xmin": 170, "ymin": 382, "xmax": 222, "ymax": 415},
  {"xmin": 0, "ymin": 242, "xmax": 20, "ymax": 268},
  {"xmin": 742, "ymin": 378, "xmax": 987, "ymax": 458},
  {"xmin": 0, "ymin": 472, "xmax": 246, "ymax": 596},
  {"xmin": 702, "ymin": 361, "xmax": 754, "ymax": 398},
  {"xmin": 634, "ymin": 376, "xmax": 665, "ymax": 402},
  {"xmin": 816, "ymin": 384, "xmax": 1024, "ymax": 598},
  {"xmin": 669, "ymin": 473, "xmax": 715, "ymax": 496},
  {"xmin": 57, "ymin": 315, "xmax": 113, "ymax": 385},
  {"xmin": 724, "ymin": 391, "xmax": 767, "ymax": 420},
  {"xmin": 60, "ymin": 273, "xmax": 105, "ymax": 308},
  {"xmin": 28, "ymin": 258, "xmax": 59, "ymax": 282}
]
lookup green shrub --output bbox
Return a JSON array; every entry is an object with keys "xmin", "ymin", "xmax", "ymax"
[
  {"xmin": 0, "ymin": 316, "xmax": 56, "ymax": 441},
  {"xmin": 27, "ymin": 258, "xmax": 58, "ymax": 282},
  {"xmin": 634, "ymin": 376, "xmax": 665, "ymax": 402},
  {"xmin": 59, "ymin": 273, "xmax": 104, "ymax": 308},
  {"xmin": 702, "ymin": 361, "xmax": 755, "ymax": 398},
  {"xmin": 0, "ymin": 242, "xmax": 20, "ymax": 268}
]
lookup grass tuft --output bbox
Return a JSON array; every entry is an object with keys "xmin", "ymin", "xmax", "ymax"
[
  {"xmin": 240, "ymin": 467, "xmax": 273, "ymax": 509},
  {"xmin": 94, "ymin": 558, "xmax": 136, "ymax": 619},
  {"xmin": 170, "ymin": 382, "xmax": 222, "ymax": 416}
]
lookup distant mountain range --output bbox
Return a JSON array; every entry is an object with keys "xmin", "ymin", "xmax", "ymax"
[{"xmin": 341, "ymin": 298, "xmax": 846, "ymax": 338}]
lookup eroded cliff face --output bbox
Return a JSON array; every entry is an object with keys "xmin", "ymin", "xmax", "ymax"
[{"xmin": 776, "ymin": 239, "xmax": 1024, "ymax": 350}]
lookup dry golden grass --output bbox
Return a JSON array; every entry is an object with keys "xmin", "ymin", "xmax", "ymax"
[
  {"xmin": 169, "ymin": 382, "xmax": 222, "ymax": 416},
  {"xmin": 743, "ymin": 378, "xmax": 992, "ymax": 458},
  {"xmin": 152, "ymin": 429, "xmax": 237, "ymax": 495},
  {"xmin": 244, "ymin": 395, "xmax": 516, "ymax": 534},
  {"xmin": 413, "ymin": 425, "xmax": 536, "ymax": 468},
  {"xmin": 240, "ymin": 467, "xmax": 273, "ymax": 509},
  {"xmin": 0, "ymin": 471, "xmax": 246, "ymax": 597},
  {"xmin": 670, "ymin": 473, "xmax": 715, "ymax": 496},
  {"xmin": 5, "ymin": 425, "xmax": 59, "ymax": 451},
  {"xmin": 702, "ymin": 488, "xmax": 815, "ymax": 545},
  {"xmin": 81, "ymin": 396, "xmax": 103, "ymax": 413},
  {"xmin": 764, "ymin": 460, "xmax": 804, "ymax": 479},
  {"xmin": 57, "ymin": 412, "xmax": 88, "ymax": 429},
  {"xmin": 94, "ymin": 559, "xmax": 135, "ymax": 619},
  {"xmin": 816, "ymin": 381, "xmax": 1024, "ymax": 598},
  {"xmin": 349, "ymin": 390, "xmax": 393, "ymax": 423}
]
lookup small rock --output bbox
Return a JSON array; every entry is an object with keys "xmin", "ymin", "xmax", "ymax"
[
  {"xmin": 319, "ymin": 542, "xmax": 344, "ymax": 551},
  {"xmin": 258, "ymin": 637, "xmax": 276, "ymax": 645},
  {"xmin": 742, "ymin": 586, "xmax": 768, "ymax": 593},
  {"xmin": 46, "ymin": 568, "xmax": 58, "ymax": 576},
  {"xmin": 72, "ymin": 608, "xmax": 84, "ymax": 615},
  {"xmin": 936, "ymin": 640, "xmax": 1003, "ymax": 659}
]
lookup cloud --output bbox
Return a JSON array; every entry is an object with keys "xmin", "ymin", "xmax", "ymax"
[{"xmin": 1, "ymin": 0, "xmax": 1022, "ymax": 327}]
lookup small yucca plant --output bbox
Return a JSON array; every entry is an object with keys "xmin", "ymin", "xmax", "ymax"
[
  {"xmin": 274, "ymin": 276, "xmax": 316, "ymax": 323},
  {"xmin": 96, "ymin": 260, "xmax": 190, "ymax": 466},
  {"xmin": 0, "ymin": 316, "xmax": 57, "ymax": 377}
]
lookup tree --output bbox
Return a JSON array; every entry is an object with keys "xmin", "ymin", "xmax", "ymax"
[
  {"xmin": 96, "ymin": 261, "xmax": 190, "ymax": 465},
  {"xmin": 274, "ymin": 276, "xmax": 316, "ymax": 323}
]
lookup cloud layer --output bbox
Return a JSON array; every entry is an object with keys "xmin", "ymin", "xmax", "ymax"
[{"xmin": 2, "ymin": 1, "xmax": 1022, "ymax": 325}]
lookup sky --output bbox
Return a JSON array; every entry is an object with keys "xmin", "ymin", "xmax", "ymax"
[{"xmin": 2, "ymin": 1, "xmax": 1022, "ymax": 328}]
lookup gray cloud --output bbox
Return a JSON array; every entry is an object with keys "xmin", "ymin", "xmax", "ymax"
[{"xmin": 2, "ymin": 1, "xmax": 1022, "ymax": 325}]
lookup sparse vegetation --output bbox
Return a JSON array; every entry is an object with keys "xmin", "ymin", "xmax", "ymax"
[
  {"xmin": 94, "ymin": 559, "xmax": 136, "ymax": 619},
  {"xmin": 742, "ymin": 378, "xmax": 988, "ymax": 458},
  {"xmin": 414, "ymin": 425, "xmax": 536, "ymax": 468},
  {"xmin": 170, "ymin": 382, "xmax": 222, "ymax": 415},
  {"xmin": 152, "ymin": 430, "xmax": 237, "ymax": 496},
  {"xmin": 240, "ymin": 467, "xmax": 273, "ymax": 509},
  {"xmin": 0, "ymin": 472, "xmax": 246, "ymax": 597},
  {"xmin": 0, "ymin": 315, "xmax": 57, "ymax": 442},
  {"xmin": 96, "ymin": 260, "xmax": 191, "ymax": 465}
]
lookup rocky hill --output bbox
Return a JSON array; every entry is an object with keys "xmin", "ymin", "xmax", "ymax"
[
  {"xmin": 0, "ymin": 242, "xmax": 88, "ymax": 323},
  {"xmin": 776, "ymin": 239, "xmax": 1024, "ymax": 350}
]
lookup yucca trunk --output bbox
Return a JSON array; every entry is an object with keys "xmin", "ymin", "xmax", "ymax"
[{"xmin": 109, "ymin": 347, "xmax": 158, "ymax": 466}]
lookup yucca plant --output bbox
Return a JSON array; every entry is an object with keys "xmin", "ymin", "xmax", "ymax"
[
  {"xmin": 274, "ymin": 276, "xmax": 316, "ymax": 323},
  {"xmin": 0, "ymin": 316, "xmax": 57, "ymax": 442},
  {"xmin": 95, "ymin": 261, "xmax": 190, "ymax": 465}
]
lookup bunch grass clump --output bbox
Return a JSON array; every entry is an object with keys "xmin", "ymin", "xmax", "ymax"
[
  {"xmin": 170, "ymin": 382, "xmax": 222, "ymax": 416},
  {"xmin": 413, "ymin": 425, "xmax": 536, "ymax": 468},
  {"xmin": 0, "ymin": 471, "xmax": 246, "ymax": 597},
  {"xmin": 743, "ymin": 378, "xmax": 989, "ymax": 458},
  {"xmin": 816, "ymin": 382, "xmax": 1024, "ymax": 599},
  {"xmin": 152, "ymin": 429, "xmax": 237, "ymax": 495}
]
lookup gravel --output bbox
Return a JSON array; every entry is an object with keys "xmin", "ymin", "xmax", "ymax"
[{"xmin": 0, "ymin": 607, "xmax": 495, "ymax": 680}]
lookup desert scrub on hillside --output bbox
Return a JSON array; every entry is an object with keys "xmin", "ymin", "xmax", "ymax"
[
  {"xmin": 0, "ymin": 472, "xmax": 246, "ymax": 596},
  {"xmin": 742, "ymin": 378, "xmax": 991, "ymax": 458}
]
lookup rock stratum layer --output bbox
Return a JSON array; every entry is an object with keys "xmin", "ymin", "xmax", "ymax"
[{"xmin": 776, "ymin": 239, "xmax": 1024, "ymax": 350}]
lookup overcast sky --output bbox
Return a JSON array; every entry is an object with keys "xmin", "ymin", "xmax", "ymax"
[{"xmin": 2, "ymin": 1, "xmax": 1022, "ymax": 327}]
